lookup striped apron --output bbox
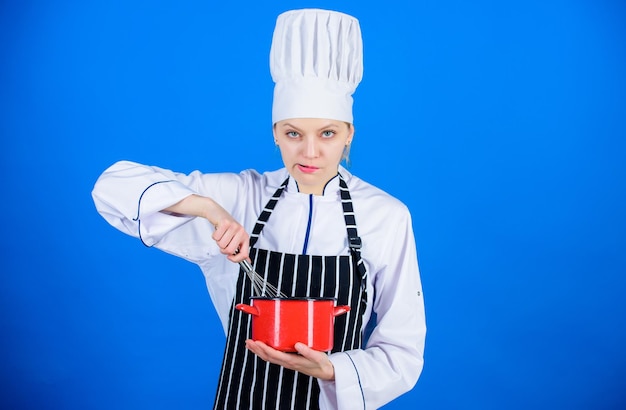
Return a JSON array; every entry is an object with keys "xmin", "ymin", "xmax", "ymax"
[{"xmin": 213, "ymin": 174, "xmax": 368, "ymax": 409}]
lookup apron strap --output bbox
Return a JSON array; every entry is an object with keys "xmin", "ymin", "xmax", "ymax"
[
  {"xmin": 338, "ymin": 173, "xmax": 368, "ymax": 305},
  {"xmin": 249, "ymin": 177, "xmax": 289, "ymax": 248}
]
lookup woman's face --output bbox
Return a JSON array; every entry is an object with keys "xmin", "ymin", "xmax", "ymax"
[{"xmin": 273, "ymin": 118, "xmax": 353, "ymax": 195}]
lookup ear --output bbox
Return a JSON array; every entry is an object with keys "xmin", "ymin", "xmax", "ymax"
[
  {"xmin": 347, "ymin": 123, "xmax": 355, "ymax": 145},
  {"xmin": 272, "ymin": 124, "xmax": 279, "ymax": 145}
]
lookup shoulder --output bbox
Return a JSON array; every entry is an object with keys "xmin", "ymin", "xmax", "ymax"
[
  {"xmin": 340, "ymin": 169, "xmax": 417, "ymax": 274},
  {"xmin": 341, "ymin": 168, "xmax": 411, "ymax": 219}
]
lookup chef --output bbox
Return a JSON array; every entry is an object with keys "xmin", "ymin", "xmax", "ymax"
[{"xmin": 92, "ymin": 8, "xmax": 426, "ymax": 410}]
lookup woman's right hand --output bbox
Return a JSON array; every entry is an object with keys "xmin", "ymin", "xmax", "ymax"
[
  {"xmin": 163, "ymin": 194, "xmax": 250, "ymax": 263},
  {"xmin": 211, "ymin": 210, "xmax": 250, "ymax": 263}
]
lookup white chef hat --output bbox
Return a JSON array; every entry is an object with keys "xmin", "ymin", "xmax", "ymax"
[{"xmin": 270, "ymin": 9, "xmax": 363, "ymax": 124}]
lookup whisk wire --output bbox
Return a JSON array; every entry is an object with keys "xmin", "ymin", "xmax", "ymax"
[{"xmin": 239, "ymin": 260, "xmax": 288, "ymax": 298}]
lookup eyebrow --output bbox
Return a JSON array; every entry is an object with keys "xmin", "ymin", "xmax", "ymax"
[{"xmin": 280, "ymin": 122, "xmax": 340, "ymax": 131}]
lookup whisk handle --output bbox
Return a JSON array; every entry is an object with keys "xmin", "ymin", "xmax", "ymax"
[{"xmin": 239, "ymin": 259, "xmax": 254, "ymax": 274}]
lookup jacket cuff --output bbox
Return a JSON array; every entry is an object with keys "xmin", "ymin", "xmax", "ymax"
[{"xmin": 318, "ymin": 351, "xmax": 365, "ymax": 410}]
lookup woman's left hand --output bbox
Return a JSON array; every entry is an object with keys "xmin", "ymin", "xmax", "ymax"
[{"xmin": 245, "ymin": 340, "xmax": 335, "ymax": 381}]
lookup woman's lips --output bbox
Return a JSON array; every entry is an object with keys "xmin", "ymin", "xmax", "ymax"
[{"xmin": 297, "ymin": 164, "xmax": 319, "ymax": 174}]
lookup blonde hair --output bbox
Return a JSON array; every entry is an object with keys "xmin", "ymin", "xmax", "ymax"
[{"xmin": 342, "ymin": 122, "xmax": 353, "ymax": 166}]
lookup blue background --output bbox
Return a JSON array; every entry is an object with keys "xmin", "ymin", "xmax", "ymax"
[{"xmin": 2, "ymin": 0, "xmax": 625, "ymax": 409}]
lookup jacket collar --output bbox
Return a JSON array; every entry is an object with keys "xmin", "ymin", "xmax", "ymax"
[{"xmin": 283, "ymin": 166, "xmax": 350, "ymax": 196}]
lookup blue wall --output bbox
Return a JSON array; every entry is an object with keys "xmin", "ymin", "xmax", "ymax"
[{"xmin": 1, "ymin": 1, "xmax": 625, "ymax": 409}]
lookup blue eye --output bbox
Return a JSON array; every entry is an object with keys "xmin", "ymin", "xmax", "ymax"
[
  {"xmin": 321, "ymin": 130, "xmax": 335, "ymax": 138},
  {"xmin": 286, "ymin": 131, "xmax": 299, "ymax": 138}
]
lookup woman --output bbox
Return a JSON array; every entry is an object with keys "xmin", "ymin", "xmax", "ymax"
[{"xmin": 92, "ymin": 9, "xmax": 426, "ymax": 410}]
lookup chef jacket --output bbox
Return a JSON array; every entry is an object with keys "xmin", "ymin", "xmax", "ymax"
[{"xmin": 92, "ymin": 160, "xmax": 426, "ymax": 409}]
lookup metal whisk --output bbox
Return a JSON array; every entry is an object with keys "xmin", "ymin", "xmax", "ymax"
[{"xmin": 239, "ymin": 260, "xmax": 288, "ymax": 298}]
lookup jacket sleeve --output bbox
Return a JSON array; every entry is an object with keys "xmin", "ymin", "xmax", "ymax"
[
  {"xmin": 91, "ymin": 160, "xmax": 247, "ymax": 262},
  {"xmin": 318, "ymin": 205, "xmax": 426, "ymax": 410}
]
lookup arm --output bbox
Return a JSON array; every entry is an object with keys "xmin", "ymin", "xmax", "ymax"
[
  {"xmin": 319, "ymin": 207, "xmax": 426, "ymax": 409},
  {"xmin": 92, "ymin": 160, "xmax": 249, "ymax": 262},
  {"xmin": 163, "ymin": 194, "xmax": 249, "ymax": 262}
]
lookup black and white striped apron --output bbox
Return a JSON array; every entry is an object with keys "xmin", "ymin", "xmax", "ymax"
[{"xmin": 214, "ymin": 174, "xmax": 368, "ymax": 410}]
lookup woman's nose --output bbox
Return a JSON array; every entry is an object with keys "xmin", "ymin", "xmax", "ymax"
[{"xmin": 304, "ymin": 137, "xmax": 319, "ymax": 158}]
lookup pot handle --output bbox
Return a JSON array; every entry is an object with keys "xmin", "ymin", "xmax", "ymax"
[
  {"xmin": 235, "ymin": 303, "xmax": 259, "ymax": 316},
  {"xmin": 333, "ymin": 305, "xmax": 351, "ymax": 317}
]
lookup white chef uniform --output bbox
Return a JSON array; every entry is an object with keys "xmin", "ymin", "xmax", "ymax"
[{"xmin": 92, "ymin": 162, "xmax": 425, "ymax": 409}]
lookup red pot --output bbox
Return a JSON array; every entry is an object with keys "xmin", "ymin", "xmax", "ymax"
[{"xmin": 235, "ymin": 297, "xmax": 350, "ymax": 352}]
